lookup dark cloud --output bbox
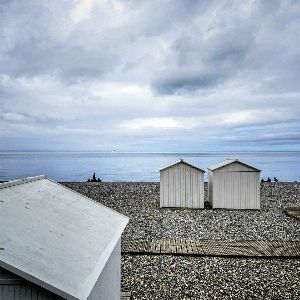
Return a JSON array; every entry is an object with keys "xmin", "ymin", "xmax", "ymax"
[
  {"xmin": 0, "ymin": 1, "xmax": 124, "ymax": 82},
  {"xmin": 152, "ymin": 70, "xmax": 227, "ymax": 95},
  {"xmin": 242, "ymin": 133, "xmax": 300, "ymax": 143},
  {"xmin": 1, "ymin": 28, "xmax": 119, "ymax": 82}
]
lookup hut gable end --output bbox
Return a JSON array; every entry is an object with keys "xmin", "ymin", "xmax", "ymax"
[
  {"xmin": 215, "ymin": 161, "xmax": 259, "ymax": 172},
  {"xmin": 160, "ymin": 159, "xmax": 205, "ymax": 173},
  {"xmin": 208, "ymin": 159, "xmax": 260, "ymax": 172}
]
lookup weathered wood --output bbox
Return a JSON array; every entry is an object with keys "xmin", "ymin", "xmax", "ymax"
[
  {"xmin": 285, "ymin": 207, "xmax": 300, "ymax": 219},
  {"xmin": 0, "ymin": 279, "xmax": 27, "ymax": 285},
  {"xmin": 122, "ymin": 239, "xmax": 300, "ymax": 257},
  {"xmin": 121, "ymin": 291, "xmax": 132, "ymax": 300}
]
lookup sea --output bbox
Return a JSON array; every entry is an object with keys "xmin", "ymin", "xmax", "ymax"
[{"xmin": 0, "ymin": 151, "xmax": 300, "ymax": 182}]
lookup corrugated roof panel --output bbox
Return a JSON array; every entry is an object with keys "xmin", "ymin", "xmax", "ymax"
[{"xmin": 0, "ymin": 176, "xmax": 129, "ymax": 300}]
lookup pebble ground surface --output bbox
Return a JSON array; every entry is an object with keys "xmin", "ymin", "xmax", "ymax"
[{"xmin": 64, "ymin": 182, "xmax": 300, "ymax": 299}]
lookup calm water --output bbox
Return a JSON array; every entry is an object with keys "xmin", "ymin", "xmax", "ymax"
[{"xmin": 0, "ymin": 151, "xmax": 300, "ymax": 182}]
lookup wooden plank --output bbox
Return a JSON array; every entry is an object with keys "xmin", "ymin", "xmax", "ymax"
[
  {"xmin": 121, "ymin": 239, "xmax": 300, "ymax": 257},
  {"xmin": 0, "ymin": 279, "xmax": 27, "ymax": 285},
  {"xmin": 180, "ymin": 243, "xmax": 187, "ymax": 254},
  {"xmin": 2, "ymin": 285, "xmax": 15, "ymax": 300},
  {"xmin": 155, "ymin": 242, "xmax": 161, "ymax": 253},
  {"xmin": 165, "ymin": 240, "xmax": 171, "ymax": 253},
  {"xmin": 150, "ymin": 241, "xmax": 156, "ymax": 253},
  {"xmin": 138, "ymin": 241, "xmax": 144, "ymax": 253},
  {"xmin": 161, "ymin": 240, "xmax": 166, "ymax": 253},
  {"xmin": 121, "ymin": 291, "xmax": 132, "ymax": 299}
]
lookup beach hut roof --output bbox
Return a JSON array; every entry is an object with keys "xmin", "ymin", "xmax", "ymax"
[
  {"xmin": 0, "ymin": 175, "xmax": 129, "ymax": 300},
  {"xmin": 160, "ymin": 159, "xmax": 205, "ymax": 173},
  {"xmin": 208, "ymin": 159, "xmax": 261, "ymax": 172}
]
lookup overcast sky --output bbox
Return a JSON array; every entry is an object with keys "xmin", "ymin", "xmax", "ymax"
[{"xmin": 0, "ymin": 0, "xmax": 300, "ymax": 152}]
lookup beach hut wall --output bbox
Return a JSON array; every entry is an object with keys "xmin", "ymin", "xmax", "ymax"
[
  {"xmin": 160, "ymin": 159, "xmax": 205, "ymax": 208},
  {"xmin": 0, "ymin": 176, "xmax": 128, "ymax": 300},
  {"xmin": 208, "ymin": 159, "xmax": 261, "ymax": 209}
]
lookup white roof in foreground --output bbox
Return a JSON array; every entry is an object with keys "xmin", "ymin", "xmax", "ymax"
[
  {"xmin": 0, "ymin": 176, "xmax": 129, "ymax": 300},
  {"xmin": 208, "ymin": 159, "xmax": 261, "ymax": 172}
]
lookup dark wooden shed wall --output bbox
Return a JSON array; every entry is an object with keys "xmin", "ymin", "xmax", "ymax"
[{"xmin": 0, "ymin": 267, "xmax": 63, "ymax": 300}]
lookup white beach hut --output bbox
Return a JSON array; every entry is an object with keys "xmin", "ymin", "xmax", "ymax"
[
  {"xmin": 208, "ymin": 159, "xmax": 261, "ymax": 209},
  {"xmin": 160, "ymin": 159, "xmax": 205, "ymax": 208},
  {"xmin": 0, "ymin": 175, "xmax": 129, "ymax": 300}
]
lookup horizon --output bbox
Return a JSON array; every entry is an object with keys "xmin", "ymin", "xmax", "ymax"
[
  {"xmin": 1, "ymin": 150, "xmax": 300, "ymax": 182},
  {"xmin": 2, "ymin": 149, "xmax": 300, "ymax": 153}
]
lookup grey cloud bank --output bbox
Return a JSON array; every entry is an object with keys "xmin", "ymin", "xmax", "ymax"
[{"xmin": 0, "ymin": 0, "xmax": 300, "ymax": 151}]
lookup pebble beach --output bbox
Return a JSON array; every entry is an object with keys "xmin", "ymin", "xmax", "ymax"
[{"xmin": 64, "ymin": 182, "xmax": 300, "ymax": 299}]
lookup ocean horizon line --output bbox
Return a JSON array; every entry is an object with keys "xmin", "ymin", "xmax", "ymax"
[
  {"xmin": 1, "ymin": 150, "xmax": 300, "ymax": 154},
  {"xmin": 1, "ymin": 151, "xmax": 300, "ymax": 182}
]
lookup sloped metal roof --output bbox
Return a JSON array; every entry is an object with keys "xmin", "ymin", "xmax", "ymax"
[
  {"xmin": 0, "ymin": 176, "xmax": 129, "ymax": 300},
  {"xmin": 208, "ymin": 159, "xmax": 261, "ymax": 172},
  {"xmin": 160, "ymin": 159, "xmax": 205, "ymax": 173}
]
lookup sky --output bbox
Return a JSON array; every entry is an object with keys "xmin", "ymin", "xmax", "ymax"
[{"xmin": 0, "ymin": 0, "xmax": 300, "ymax": 152}]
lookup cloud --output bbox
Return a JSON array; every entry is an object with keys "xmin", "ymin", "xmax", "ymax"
[
  {"xmin": 0, "ymin": 0, "xmax": 299, "ymax": 151},
  {"xmin": 224, "ymin": 132, "xmax": 300, "ymax": 145},
  {"xmin": 117, "ymin": 117, "xmax": 188, "ymax": 132},
  {"xmin": 70, "ymin": 0, "xmax": 98, "ymax": 24},
  {"xmin": 2, "ymin": 112, "xmax": 29, "ymax": 122},
  {"xmin": 70, "ymin": 0, "xmax": 126, "ymax": 24},
  {"xmin": 152, "ymin": 69, "xmax": 227, "ymax": 95}
]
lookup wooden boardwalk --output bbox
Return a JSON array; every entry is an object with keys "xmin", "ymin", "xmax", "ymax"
[
  {"xmin": 121, "ymin": 291, "xmax": 132, "ymax": 300},
  {"xmin": 122, "ymin": 239, "xmax": 300, "ymax": 257},
  {"xmin": 285, "ymin": 207, "xmax": 300, "ymax": 220}
]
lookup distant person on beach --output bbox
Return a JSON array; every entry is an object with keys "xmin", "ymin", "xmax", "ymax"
[
  {"xmin": 274, "ymin": 177, "xmax": 278, "ymax": 182},
  {"xmin": 267, "ymin": 177, "xmax": 271, "ymax": 182},
  {"xmin": 261, "ymin": 179, "xmax": 265, "ymax": 182},
  {"xmin": 87, "ymin": 173, "xmax": 101, "ymax": 182}
]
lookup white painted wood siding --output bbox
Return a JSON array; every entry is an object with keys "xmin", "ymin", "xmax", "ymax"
[
  {"xmin": 88, "ymin": 239, "xmax": 121, "ymax": 300},
  {"xmin": 208, "ymin": 170, "xmax": 213, "ymax": 204},
  {"xmin": 0, "ymin": 240, "xmax": 122, "ymax": 300},
  {"xmin": 160, "ymin": 163, "xmax": 204, "ymax": 208},
  {"xmin": 212, "ymin": 171, "xmax": 260, "ymax": 209},
  {"xmin": 0, "ymin": 267, "xmax": 62, "ymax": 300}
]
